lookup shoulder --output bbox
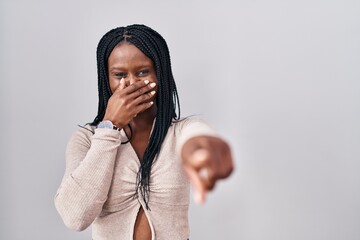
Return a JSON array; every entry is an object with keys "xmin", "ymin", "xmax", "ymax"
[
  {"xmin": 172, "ymin": 116, "xmax": 210, "ymax": 131},
  {"xmin": 173, "ymin": 116, "xmax": 217, "ymax": 134},
  {"xmin": 172, "ymin": 116, "xmax": 220, "ymax": 150}
]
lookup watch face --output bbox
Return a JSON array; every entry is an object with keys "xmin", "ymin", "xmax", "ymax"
[{"xmin": 98, "ymin": 120, "xmax": 113, "ymax": 129}]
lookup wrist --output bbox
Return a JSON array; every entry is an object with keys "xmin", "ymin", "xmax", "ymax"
[{"xmin": 97, "ymin": 120, "xmax": 122, "ymax": 131}]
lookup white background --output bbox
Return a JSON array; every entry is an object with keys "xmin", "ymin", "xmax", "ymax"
[{"xmin": 1, "ymin": 0, "xmax": 359, "ymax": 239}]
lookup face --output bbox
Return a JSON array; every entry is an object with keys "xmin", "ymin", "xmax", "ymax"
[{"xmin": 107, "ymin": 42, "xmax": 158, "ymax": 94}]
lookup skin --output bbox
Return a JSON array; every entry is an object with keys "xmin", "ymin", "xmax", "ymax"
[
  {"xmin": 181, "ymin": 136, "xmax": 233, "ymax": 204},
  {"xmin": 104, "ymin": 42, "xmax": 233, "ymax": 240}
]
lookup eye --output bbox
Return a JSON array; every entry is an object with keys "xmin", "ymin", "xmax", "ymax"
[
  {"xmin": 137, "ymin": 69, "xmax": 150, "ymax": 77},
  {"xmin": 115, "ymin": 72, "xmax": 127, "ymax": 78}
]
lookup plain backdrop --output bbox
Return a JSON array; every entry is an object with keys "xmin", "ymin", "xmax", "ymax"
[{"xmin": 1, "ymin": 0, "xmax": 359, "ymax": 239}]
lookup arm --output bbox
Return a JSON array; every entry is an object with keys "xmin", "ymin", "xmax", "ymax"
[
  {"xmin": 54, "ymin": 127, "xmax": 121, "ymax": 231},
  {"xmin": 55, "ymin": 78, "xmax": 156, "ymax": 230},
  {"xmin": 178, "ymin": 118, "xmax": 234, "ymax": 204}
]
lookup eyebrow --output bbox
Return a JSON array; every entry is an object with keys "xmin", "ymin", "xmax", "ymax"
[{"xmin": 109, "ymin": 64, "xmax": 153, "ymax": 72}]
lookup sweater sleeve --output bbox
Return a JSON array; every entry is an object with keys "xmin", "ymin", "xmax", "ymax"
[
  {"xmin": 176, "ymin": 117, "xmax": 222, "ymax": 155},
  {"xmin": 54, "ymin": 126, "xmax": 121, "ymax": 231}
]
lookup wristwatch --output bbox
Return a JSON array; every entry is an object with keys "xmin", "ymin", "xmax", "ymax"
[{"xmin": 97, "ymin": 120, "xmax": 121, "ymax": 131}]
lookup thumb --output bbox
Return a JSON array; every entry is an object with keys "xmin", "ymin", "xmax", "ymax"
[
  {"xmin": 115, "ymin": 78, "xmax": 126, "ymax": 92},
  {"xmin": 119, "ymin": 78, "xmax": 126, "ymax": 90}
]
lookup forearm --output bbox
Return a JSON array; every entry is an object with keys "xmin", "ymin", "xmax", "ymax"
[{"xmin": 54, "ymin": 128, "xmax": 121, "ymax": 231}]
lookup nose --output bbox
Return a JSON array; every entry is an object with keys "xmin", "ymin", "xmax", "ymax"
[{"xmin": 126, "ymin": 74, "xmax": 140, "ymax": 86}]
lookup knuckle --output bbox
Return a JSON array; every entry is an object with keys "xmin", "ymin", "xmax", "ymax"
[
  {"xmin": 139, "ymin": 95, "xmax": 148, "ymax": 101},
  {"xmin": 122, "ymin": 98, "xmax": 129, "ymax": 105},
  {"xmin": 135, "ymin": 81, "xmax": 143, "ymax": 88},
  {"xmin": 124, "ymin": 103, "xmax": 131, "ymax": 111}
]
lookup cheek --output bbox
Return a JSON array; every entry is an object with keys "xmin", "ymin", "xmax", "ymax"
[
  {"xmin": 150, "ymin": 75, "xmax": 158, "ymax": 84},
  {"xmin": 109, "ymin": 78, "xmax": 119, "ymax": 93}
]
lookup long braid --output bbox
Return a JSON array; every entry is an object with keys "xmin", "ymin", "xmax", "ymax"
[
  {"xmin": 91, "ymin": 24, "xmax": 181, "ymax": 209},
  {"xmin": 126, "ymin": 25, "xmax": 177, "ymax": 208}
]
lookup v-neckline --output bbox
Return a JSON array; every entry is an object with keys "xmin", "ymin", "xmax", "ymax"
[{"xmin": 119, "ymin": 119, "xmax": 156, "ymax": 162}]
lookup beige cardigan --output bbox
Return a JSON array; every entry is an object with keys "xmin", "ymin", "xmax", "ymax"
[{"xmin": 54, "ymin": 117, "xmax": 218, "ymax": 240}]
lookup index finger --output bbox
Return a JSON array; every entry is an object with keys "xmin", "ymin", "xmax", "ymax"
[{"xmin": 183, "ymin": 165, "xmax": 207, "ymax": 204}]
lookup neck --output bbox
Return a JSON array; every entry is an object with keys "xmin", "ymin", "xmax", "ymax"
[
  {"xmin": 130, "ymin": 104, "xmax": 157, "ymax": 131},
  {"xmin": 123, "ymin": 105, "xmax": 156, "ymax": 142}
]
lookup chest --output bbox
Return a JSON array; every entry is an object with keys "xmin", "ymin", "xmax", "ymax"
[
  {"xmin": 103, "ymin": 128, "xmax": 189, "ymax": 208},
  {"xmin": 129, "ymin": 130, "xmax": 150, "ymax": 161}
]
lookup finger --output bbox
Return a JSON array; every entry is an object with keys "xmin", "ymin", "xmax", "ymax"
[
  {"xmin": 183, "ymin": 165, "xmax": 207, "ymax": 204},
  {"xmin": 132, "ymin": 90, "xmax": 156, "ymax": 106},
  {"xmin": 128, "ymin": 81, "xmax": 157, "ymax": 100},
  {"xmin": 122, "ymin": 80, "xmax": 153, "ymax": 95},
  {"xmin": 132, "ymin": 101, "xmax": 154, "ymax": 115},
  {"xmin": 187, "ymin": 149, "xmax": 218, "ymax": 191},
  {"xmin": 112, "ymin": 78, "xmax": 126, "ymax": 94},
  {"xmin": 214, "ymin": 143, "xmax": 234, "ymax": 179},
  {"xmin": 119, "ymin": 77, "xmax": 126, "ymax": 90},
  {"xmin": 199, "ymin": 167, "xmax": 216, "ymax": 191},
  {"xmin": 183, "ymin": 149, "xmax": 212, "ymax": 203}
]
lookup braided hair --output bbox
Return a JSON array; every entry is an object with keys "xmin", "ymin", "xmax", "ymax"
[{"xmin": 90, "ymin": 24, "xmax": 181, "ymax": 209}]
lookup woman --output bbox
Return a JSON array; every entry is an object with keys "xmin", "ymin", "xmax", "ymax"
[{"xmin": 55, "ymin": 24, "xmax": 233, "ymax": 240}]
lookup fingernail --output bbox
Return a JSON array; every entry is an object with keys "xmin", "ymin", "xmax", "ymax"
[
  {"xmin": 150, "ymin": 82, "xmax": 156, "ymax": 88},
  {"xmin": 194, "ymin": 192, "xmax": 202, "ymax": 204},
  {"xmin": 150, "ymin": 101, "xmax": 154, "ymax": 105},
  {"xmin": 120, "ymin": 78, "xmax": 124, "ymax": 83},
  {"xmin": 144, "ymin": 80, "xmax": 149, "ymax": 84},
  {"xmin": 150, "ymin": 91, "xmax": 156, "ymax": 95}
]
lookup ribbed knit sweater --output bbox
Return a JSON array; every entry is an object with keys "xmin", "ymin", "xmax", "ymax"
[{"xmin": 54, "ymin": 117, "xmax": 218, "ymax": 240}]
